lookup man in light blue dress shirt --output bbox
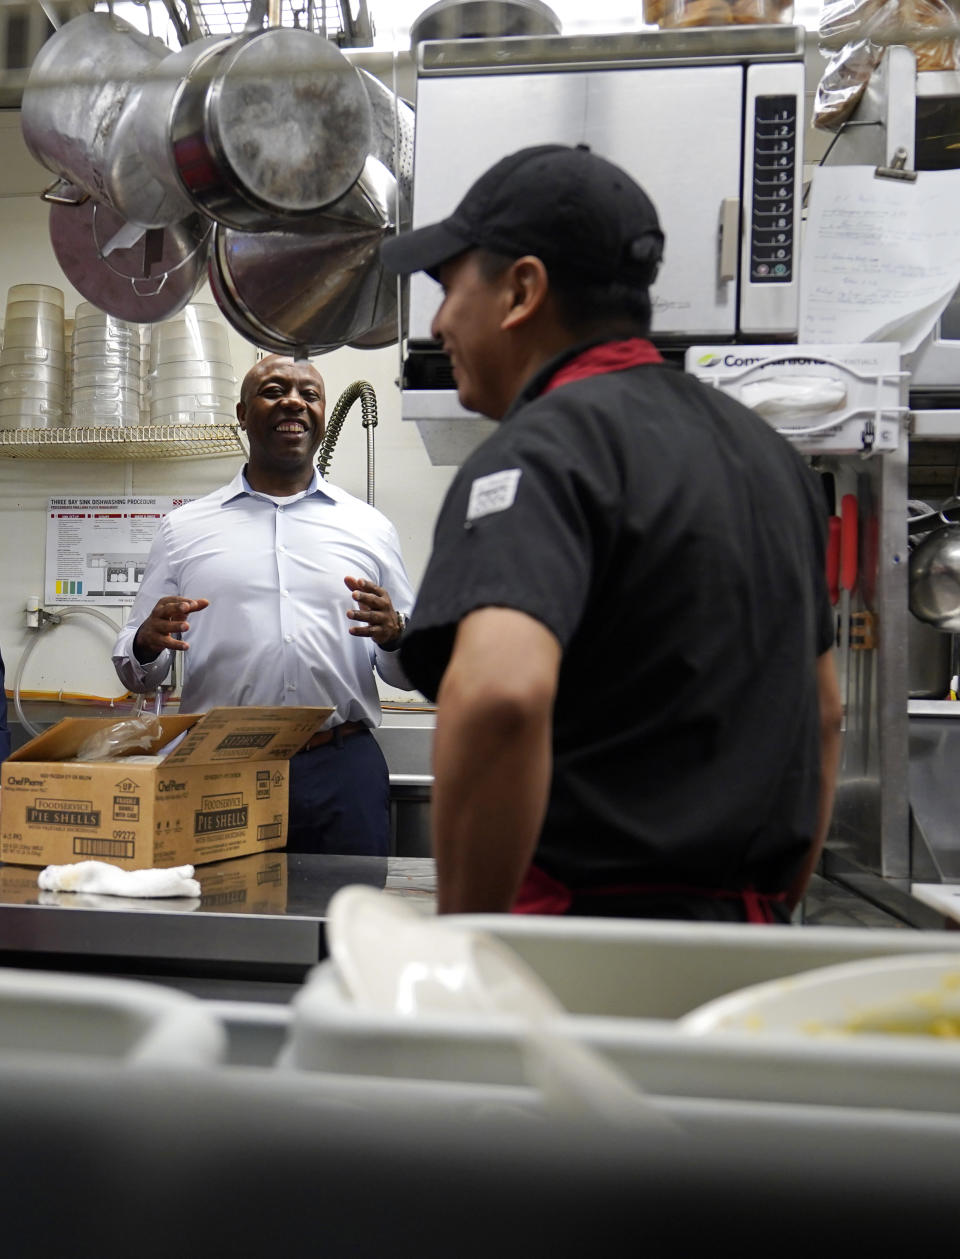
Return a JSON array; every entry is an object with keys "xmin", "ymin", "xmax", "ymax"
[{"xmin": 113, "ymin": 355, "xmax": 416, "ymax": 856}]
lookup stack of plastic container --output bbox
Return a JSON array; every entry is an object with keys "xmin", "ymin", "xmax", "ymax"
[
  {"xmin": 62, "ymin": 315, "xmax": 73, "ymax": 422},
  {"xmin": 147, "ymin": 303, "xmax": 236, "ymax": 426},
  {"xmin": 0, "ymin": 283, "xmax": 65, "ymax": 430},
  {"xmin": 70, "ymin": 302, "xmax": 141, "ymax": 428}
]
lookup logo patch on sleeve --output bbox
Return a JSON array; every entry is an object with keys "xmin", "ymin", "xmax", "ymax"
[{"xmin": 466, "ymin": 469, "xmax": 522, "ymax": 522}]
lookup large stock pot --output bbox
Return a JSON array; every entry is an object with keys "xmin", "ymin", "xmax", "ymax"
[
  {"xmin": 20, "ymin": 12, "xmax": 181, "ymax": 224},
  {"xmin": 168, "ymin": 27, "xmax": 373, "ymax": 231},
  {"xmin": 209, "ymin": 155, "xmax": 398, "ymax": 354}
]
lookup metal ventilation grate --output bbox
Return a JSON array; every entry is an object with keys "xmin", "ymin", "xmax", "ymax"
[{"xmin": 175, "ymin": 0, "xmax": 373, "ymax": 44}]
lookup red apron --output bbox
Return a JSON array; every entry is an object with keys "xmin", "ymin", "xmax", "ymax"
[{"xmin": 513, "ymin": 864, "xmax": 789, "ymax": 924}]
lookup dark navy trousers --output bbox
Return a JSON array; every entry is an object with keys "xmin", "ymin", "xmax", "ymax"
[{"xmin": 286, "ymin": 728, "xmax": 391, "ymax": 856}]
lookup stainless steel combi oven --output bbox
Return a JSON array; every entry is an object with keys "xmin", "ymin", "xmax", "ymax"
[{"xmin": 401, "ymin": 23, "xmax": 807, "ymax": 455}]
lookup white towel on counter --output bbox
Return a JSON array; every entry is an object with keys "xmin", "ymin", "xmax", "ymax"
[
  {"xmin": 37, "ymin": 889, "xmax": 200, "ymax": 912},
  {"xmin": 37, "ymin": 860, "xmax": 201, "ymax": 899}
]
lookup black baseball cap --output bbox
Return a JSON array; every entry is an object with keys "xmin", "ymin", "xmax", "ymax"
[{"xmin": 380, "ymin": 143, "xmax": 665, "ymax": 287}]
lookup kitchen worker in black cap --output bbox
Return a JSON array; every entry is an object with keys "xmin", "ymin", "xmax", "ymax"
[{"xmin": 381, "ymin": 144, "xmax": 842, "ymax": 921}]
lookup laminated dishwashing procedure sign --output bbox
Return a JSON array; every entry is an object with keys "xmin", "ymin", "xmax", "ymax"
[{"xmin": 44, "ymin": 495, "xmax": 192, "ymax": 605}]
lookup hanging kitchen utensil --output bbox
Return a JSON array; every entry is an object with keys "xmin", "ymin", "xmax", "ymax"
[
  {"xmin": 21, "ymin": 12, "xmax": 169, "ymax": 210},
  {"xmin": 49, "ymin": 199, "xmax": 210, "ymax": 324},
  {"xmin": 209, "ymin": 155, "xmax": 398, "ymax": 354},
  {"xmin": 909, "ymin": 496, "xmax": 960, "ymax": 632},
  {"xmin": 169, "ymin": 27, "xmax": 374, "ymax": 231}
]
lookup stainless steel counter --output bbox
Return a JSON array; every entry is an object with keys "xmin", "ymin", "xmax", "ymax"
[{"xmin": 0, "ymin": 853, "xmax": 436, "ymax": 994}]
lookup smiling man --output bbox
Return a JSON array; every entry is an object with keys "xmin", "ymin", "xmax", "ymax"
[
  {"xmin": 381, "ymin": 144, "xmax": 842, "ymax": 921},
  {"xmin": 112, "ymin": 355, "xmax": 415, "ymax": 856}
]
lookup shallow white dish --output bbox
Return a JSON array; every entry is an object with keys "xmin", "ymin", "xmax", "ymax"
[
  {"xmin": 326, "ymin": 885, "xmax": 563, "ymax": 1020},
  {"xmin": 679, "ymin": 953, "xmax": 960, "ymax": 1040}
]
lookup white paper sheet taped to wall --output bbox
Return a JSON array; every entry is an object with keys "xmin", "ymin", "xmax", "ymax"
[{"xmin": 800, "ymin": 166, "xmax": 960, "ymax": 352}]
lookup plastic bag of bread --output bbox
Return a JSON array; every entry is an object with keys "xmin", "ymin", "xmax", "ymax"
[
  {"xmin": 643, "ymin": 0, "xmax": 794, "ymax": 26},
  {"xmin": 813, "ymin": 35, "xmax": 884, "ymax": 130},
  {"xmin": 820, "ymin": 0, "xmax": 960, "ymax": 59},
  {"xmin": 814, "ymin": 0, "xmax": 960, "ymax": 131}
]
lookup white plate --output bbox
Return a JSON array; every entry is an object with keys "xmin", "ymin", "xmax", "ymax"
[
  {"xmin": 325, "ymin": 885, "xmax": 563, "ymax": 1019},
  {"xmin": 679, "ymin": 952, "xmax": 960, "ymax": 1040}
]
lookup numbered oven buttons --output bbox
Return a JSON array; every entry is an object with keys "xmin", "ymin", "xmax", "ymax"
[{"xmin": 751, "ymin": 96, "xmax": 796, "ymax": 284}]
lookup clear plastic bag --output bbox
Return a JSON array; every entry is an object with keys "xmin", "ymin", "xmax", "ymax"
[
  {"xmin": 815, "ymin": 0, "xmax": 960, "ymax": 132},
  {"xmin": 75, "ymin": 712, "xmax": 164, "ymax": 762},
  {"xmin": 813, "ymin": 36, "xmax": 885, "ymax": 132}
]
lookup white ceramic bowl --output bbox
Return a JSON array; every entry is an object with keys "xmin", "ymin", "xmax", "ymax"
[
  {"xmin": 679, "ymin": 953, "xmax": 960, "ymax": 1040},
  {"xmin": 325, "ymin": 885, "xmax": 564, "ymax": 1019}
]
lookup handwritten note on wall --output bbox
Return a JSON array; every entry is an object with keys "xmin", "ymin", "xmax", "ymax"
[{"xmin": 800, "ymin": 166, "xmax": 960, "ymax": 352}]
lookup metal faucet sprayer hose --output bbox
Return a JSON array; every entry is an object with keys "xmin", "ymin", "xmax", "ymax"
[{"xmin": 316, "ymin": 380, "xmax": 379, "ymax": 506}]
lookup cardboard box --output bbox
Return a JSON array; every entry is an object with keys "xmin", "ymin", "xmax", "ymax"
[{"xmin": 0, "ymin": 706, "xmax": 331, "ymax": 869}]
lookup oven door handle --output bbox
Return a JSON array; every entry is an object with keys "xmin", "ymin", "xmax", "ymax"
[{"xmin": 718, "ymin": 197, "xmax": 740, "ymax": 285}]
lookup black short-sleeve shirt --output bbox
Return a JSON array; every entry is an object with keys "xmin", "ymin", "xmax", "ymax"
[{"xmin": 401, "ymin": 349, "xmax": 833, "ymax": 894}]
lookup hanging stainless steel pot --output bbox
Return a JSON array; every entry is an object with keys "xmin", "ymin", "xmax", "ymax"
[
  {"xmin": 357, "ymin": 69, "xmax": 414, "ymax": 227},
  {"xmin": 121, "ymin": 35, "xmax": 234, "ymax": 228},
  {"xmin": 209, "ymin": 154, "xmax": 398, "ymax": 354},
  {"xmin": 169, "ymin": 28, "xmax": 373, "ymax": 231},
  {"xmin": 100, "ymin": 82, "xmax": 200, "ymax": 229},
  {"xmin": 908, "ymin": 498, "xmax": 960, "ymax": 632},
  {"xmin": 21, "ymin": 12, "xmax": 170, "ymax": 210},
  {"xmin": 49, "ymin": 198, "xmax": 210, "ymax": 324}
]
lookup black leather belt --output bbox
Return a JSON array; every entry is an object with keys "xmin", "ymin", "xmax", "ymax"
[{"xmin": 298, "ymin": 720, "xmax": 368, "ymax": 753}]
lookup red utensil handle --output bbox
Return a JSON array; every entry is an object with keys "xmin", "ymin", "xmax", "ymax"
[{"xmin": 840, "ymin": 494, "xmax": 858, "ymax": 593}]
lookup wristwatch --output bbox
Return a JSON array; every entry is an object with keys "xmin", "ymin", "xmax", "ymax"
[{"xmin": 382, "ymin": 610, "xmax": 407, "ymax": 652}]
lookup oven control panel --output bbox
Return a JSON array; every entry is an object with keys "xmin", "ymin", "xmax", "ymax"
[{"xmin": 751, "ymin": 94, "xmax": 797, "ymax": 285}]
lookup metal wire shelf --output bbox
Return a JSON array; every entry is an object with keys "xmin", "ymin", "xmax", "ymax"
[{"xmin": 0, "ymin": 424, "xmax": 245, "ymax": 459}]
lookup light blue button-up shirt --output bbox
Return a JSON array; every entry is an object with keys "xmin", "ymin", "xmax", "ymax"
[{"xmin": 113, "ymin": 468, "xmax": 415, "ymax": 725}]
